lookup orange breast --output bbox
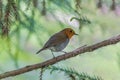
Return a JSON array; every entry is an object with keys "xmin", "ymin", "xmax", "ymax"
[{"xmin": 64, "ymin": 31, "xmax": 74, "ymax": 39}]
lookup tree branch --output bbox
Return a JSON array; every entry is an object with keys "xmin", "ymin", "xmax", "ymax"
[{"xmin": 0, "ymin": 34, "xmax": 120, "ymax": 79}]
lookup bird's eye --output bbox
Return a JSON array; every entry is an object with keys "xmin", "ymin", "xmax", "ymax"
[{"xmin": 70, "ymin": 30, "xmax": 73, "ymax": 33}]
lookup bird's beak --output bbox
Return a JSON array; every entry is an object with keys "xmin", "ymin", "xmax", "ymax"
[{"xmin": 74, "ymin": 33, "xmax": 78, "ymax": 35}]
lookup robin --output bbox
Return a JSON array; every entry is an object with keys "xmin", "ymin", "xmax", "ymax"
[{"xmin": 36, "ymin": 28, "xmax": 78, "ymax": 57}]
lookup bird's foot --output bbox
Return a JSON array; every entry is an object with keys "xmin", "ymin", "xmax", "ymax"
[{"xmin": 61, "ymin": 51, "xmax": 67, "ymax": 54}]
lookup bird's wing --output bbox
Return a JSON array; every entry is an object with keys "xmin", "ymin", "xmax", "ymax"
[
  {"xmin": 43, "ymin": 32, "xmax": 68, "ymax": 49},
  {"xmin": 36, "ymin": 32, "xmax": 68, "ymax": 54}
]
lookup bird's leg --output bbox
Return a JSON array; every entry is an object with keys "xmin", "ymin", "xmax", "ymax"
[
  {"xmin": 51, "ymin": 50, "xmax": 56, "ymax": 58},
  {"xmin": 61, "ymin": 51, "xmax": 67, "ymax": 54},
  {"xmin": 51, "ymin": 51, "xmax": 58, "ymax": 61}
]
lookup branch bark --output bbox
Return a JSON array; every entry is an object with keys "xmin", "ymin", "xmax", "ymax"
[{"xmin": 0, "ymin": 34, "xmax": 120, "ymax": 79}]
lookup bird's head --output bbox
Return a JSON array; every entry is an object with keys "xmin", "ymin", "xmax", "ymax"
[{"xmin": 63, "ymin": 28, "xmax": 78, "ymax": 39}]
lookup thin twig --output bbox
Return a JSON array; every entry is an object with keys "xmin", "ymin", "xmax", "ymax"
[
  {"xmin": 0, "ymin": 0, "xmax": 2, "ymax": 19},
  {"xmin": 0, "ymin": 34, "xmax": 120, "ymax": 79},
  {"xmin": 41, "ymin": 0, "xmax": 46, "ymax": 15},
  {"xmin": 40, "ymin": 68, "xmax": 43, "ymax": 80}
]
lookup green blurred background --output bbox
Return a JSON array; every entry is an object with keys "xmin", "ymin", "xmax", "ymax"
[{"xmin": 0, "ymin": 0, "xmax": 120, "ymax": 80}]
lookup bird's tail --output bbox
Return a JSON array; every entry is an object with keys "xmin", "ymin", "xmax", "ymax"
[{"xmin": 36, "ymin": 48, "xmax": 44, "ymax": 54}]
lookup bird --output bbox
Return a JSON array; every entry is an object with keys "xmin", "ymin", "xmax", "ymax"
[{"xmin": 36, "ymin": 28, "xmax": 78, "ymax": 57}]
